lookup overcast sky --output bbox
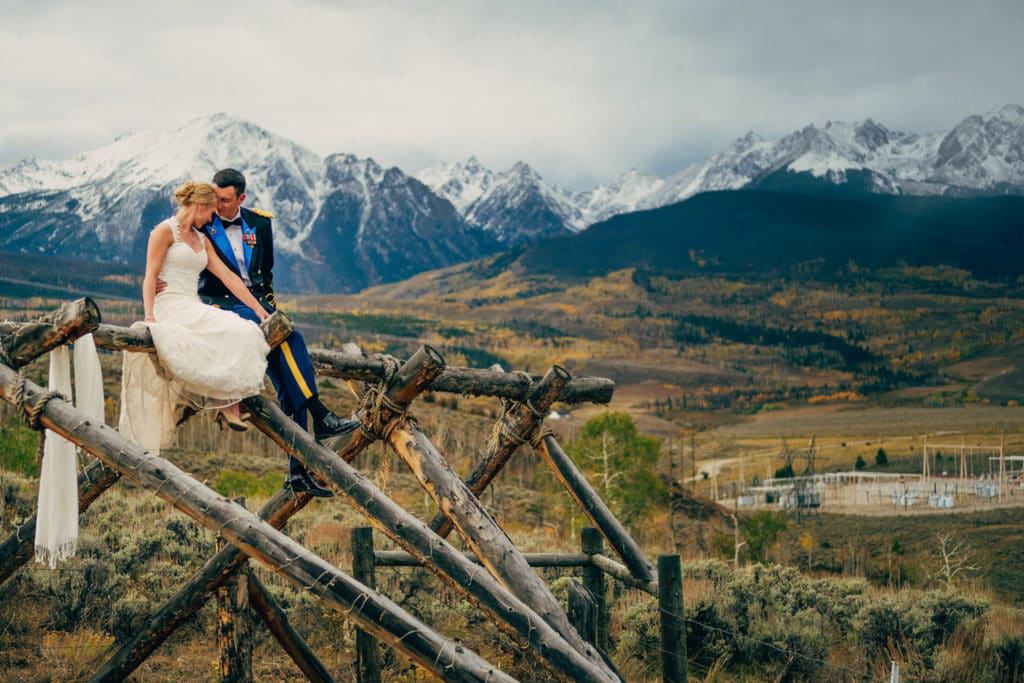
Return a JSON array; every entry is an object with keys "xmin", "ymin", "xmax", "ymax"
[{"xmin": 2, "ymin": 0, "xmax": 1022, "ymax": 188}]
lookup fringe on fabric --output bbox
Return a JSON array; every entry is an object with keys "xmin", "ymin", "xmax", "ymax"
[
  {"xmin": 33, "ymin": 334, "xmax": 104, "ymax": 568},
  {"xmin": 34, "ymin": 538, "xmax": 78, "ymax": 569}
]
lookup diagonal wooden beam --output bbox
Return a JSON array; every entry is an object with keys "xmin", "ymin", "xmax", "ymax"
[
  {"xmin": 247, "ymin": 567, "xmax": 336, "ymax": 683},
  {"xmin": 428, "ymin": 365, "xmax": 569, "ymax": 538},
  {"xmin": 0, "ymin": 368, "xmax": 513, "ymax": 683},
  {"xmin": 244, "ymin": 395, "xmax": 620, "ymax": 683},
  {"xmin": 387, "ymin": 424, "xmax": 612, "ymax": 672},
  {"xmin": 537, "ymin": 434, "xmax": 659, "ymax": 592}
]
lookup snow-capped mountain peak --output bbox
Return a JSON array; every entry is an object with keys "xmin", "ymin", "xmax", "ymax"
[
  {"xmin": 417, "ymin": 156, "xmax": 496, "ymax": 213},
  {"xmin": 0, "ymin": 115, "xmax": 497, "ymax": 292}
]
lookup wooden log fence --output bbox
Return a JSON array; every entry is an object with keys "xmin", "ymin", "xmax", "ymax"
[
  {"xmin": 357, "ymin": 526, "xmax": 690, "ymax": 683},
  {"xmin": 243, "ymin": 395, "xmax": 620, "ymax": 683},
  {"xmin": 0, "ymin": 301, "xmax": 681, "ymax": 681},
  {"xmin": 0, "ymin": 365, "xmax": 514, "ymax": 682}
]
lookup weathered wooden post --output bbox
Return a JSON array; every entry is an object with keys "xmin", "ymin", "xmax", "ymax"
[
  {"xmin": 567, "ymin": 580, "xmax": 597, "ymax": 647},
  {"xmin": 658, "ymin": 555, "xmax": 687, "ymax": 683},
  {"xmin": 217, "ymin": 497, "xmax": 254, "ymax": 683},
  {"xmin": 581, "ymin": 527, "xmax": 609, "ymax": 651},
  {"xmin": 351, "ymin": 527, "xmax": 382, "ymax": 683}
]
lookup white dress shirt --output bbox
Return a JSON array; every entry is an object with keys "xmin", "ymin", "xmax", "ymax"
[{"xmin": 221, "ymin": 210, "xmax": 251, "ymax": 286}]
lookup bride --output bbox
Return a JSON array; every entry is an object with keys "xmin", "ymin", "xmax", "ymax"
[{"xmin": 137, "ymin": 180, "xmax": 271, "ymax": 431}]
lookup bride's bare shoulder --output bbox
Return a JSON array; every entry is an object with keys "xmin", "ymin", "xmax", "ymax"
[{"xmin": 149, "ymin": 221, "xmax": 174, "ymax": 243}]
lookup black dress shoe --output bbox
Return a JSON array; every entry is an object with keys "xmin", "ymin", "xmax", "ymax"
[
  {"xmin": 313, "ymin": 412, "xmax": 361, "ymax": 440},
  {"xmin": 283, "ymin": 472, "xmax": 334, "ymax": 498}
]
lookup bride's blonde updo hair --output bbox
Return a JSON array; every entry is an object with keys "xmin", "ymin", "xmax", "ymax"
[{"xmin": 173, "ymin": 181, "xmax": 217, "ymax": 207}]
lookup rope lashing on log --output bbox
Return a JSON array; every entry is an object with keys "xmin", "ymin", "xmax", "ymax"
[
  {"xmin": 357, "ymin": 353, "xmax": 415, "ymax": 441},
  {"xmin": 429, "ymin": 365, "xmax": 569, "ymax": 539},
  {"xmin": 488, "ymin": 371, "xmax": 554, "ymax": 451},
  {"xmin": 1, "ymin": 353, "xmax": 67, "ymax": 464}
]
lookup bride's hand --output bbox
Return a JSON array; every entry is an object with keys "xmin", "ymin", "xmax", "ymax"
[{"xmin": 255, "ymin": 307, "xmax": 269, "ymax": 323}]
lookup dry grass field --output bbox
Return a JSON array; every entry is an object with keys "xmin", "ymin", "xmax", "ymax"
[{"xmin": 3, "ymin": 260, "xmax": 1024, "ymax": 679}]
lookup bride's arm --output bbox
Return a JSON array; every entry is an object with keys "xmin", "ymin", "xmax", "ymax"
[
  {"xmin": 203, "ymin": 240, "xmax": 270, "ymax": 322},
  {"xmin": 143, "ymin": 225, "xmax": 173, "ymax": 322}
]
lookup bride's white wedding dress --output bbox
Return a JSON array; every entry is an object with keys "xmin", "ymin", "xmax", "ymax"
[{"xmin": 118, "ymin": 216, "xmax": 270, "ymax": 451}]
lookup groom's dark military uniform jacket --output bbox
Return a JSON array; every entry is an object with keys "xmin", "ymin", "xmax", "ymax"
[
  {"xmin": 197, "ymin": 206, "xmax": 276, "ymax": 309},
  {"xmin": 196, "ymin": 207, "xmax": 320, "ymax": 480}
]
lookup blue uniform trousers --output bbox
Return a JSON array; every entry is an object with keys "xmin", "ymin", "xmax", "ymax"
[{"xmin": 227, "ymin": 298, "xmax": 318, "ymax": 478}]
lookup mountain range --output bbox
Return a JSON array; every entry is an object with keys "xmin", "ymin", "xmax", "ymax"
[
  {"xmin": 419, "ymin": 103, "xmax": 1024, "ymax": 234},
  {"xmin": 1, "ymin": 105, "xmax": 1022, "ymax": 292}
]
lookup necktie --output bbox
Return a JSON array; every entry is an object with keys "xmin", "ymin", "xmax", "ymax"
[{"xmin": 222, "ymin": 217, "xmax": 242, "ymax": 227}]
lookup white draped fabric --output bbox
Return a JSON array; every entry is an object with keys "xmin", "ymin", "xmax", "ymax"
[
  {"xmin": 117, "ymin": 322, "xmax": 181, "ymax": 453},
  {"xmin": 34, "ymin": 334, "xmax": 105, "ymax": 568}
]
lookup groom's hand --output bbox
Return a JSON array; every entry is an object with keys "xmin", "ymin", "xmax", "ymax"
[{"xmin": 155, "ymin": 279, "xmax": 167, "ymax": 294}]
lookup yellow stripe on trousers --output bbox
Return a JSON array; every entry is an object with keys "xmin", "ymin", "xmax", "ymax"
[{"xmin": 279, "ymin": 341, "xmax": 314, "ymax": 399}]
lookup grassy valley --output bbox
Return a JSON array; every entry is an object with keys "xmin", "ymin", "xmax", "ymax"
[{"xmin": 2, "ymin": 190, "xmax": 1024, "ymax": 679}]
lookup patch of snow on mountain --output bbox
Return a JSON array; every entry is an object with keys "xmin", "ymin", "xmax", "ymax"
[{"xmin": 417, "ymin": 156, "xmax": 495, "ymax": 213}]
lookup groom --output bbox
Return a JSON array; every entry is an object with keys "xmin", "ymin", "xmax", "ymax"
[{"xmin": 196, "ymin": 168, "xmax": 356, "ymax": 497}]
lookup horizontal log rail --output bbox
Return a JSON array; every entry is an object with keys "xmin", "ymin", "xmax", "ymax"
[
  {"xmin": 92, "ymin": 312, "xmax": 294, "ymax": 354},
  {"xmin": 310, "ymin": 347, "xmax": 613, "ymax": 404},
  {"xmin": 374, "ymin": 550, "xmax": 658, "ymax": 595},
  {"xmin": 0, "ymin": 297, "xmax": 101, "ymax": 368},
  {"xmin": 375, "ymin": 551, "xmax": 593, "ymax": 568},
  {"xmin": 85, "ymin": 322, "xmax": 613, "ymax": 404},
  {"xmin": 0, "ymin": 367, "xmax": 512, "ymax": 683}
]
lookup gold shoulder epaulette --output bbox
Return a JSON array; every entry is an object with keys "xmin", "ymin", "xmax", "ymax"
[{"xmin": 251, "ymin": 208, "xmax": 274, "ymax": 219}]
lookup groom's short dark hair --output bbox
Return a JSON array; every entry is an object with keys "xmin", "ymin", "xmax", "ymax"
[{"xmin": 213, "ymin": 168, "xmax": 246, "ymax": 196}]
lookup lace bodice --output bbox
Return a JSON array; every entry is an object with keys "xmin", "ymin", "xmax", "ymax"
[{"xmin": 157, "ymin": 217, "xmax": 208, "ymax": 299}]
